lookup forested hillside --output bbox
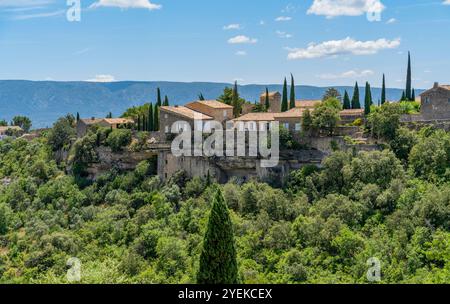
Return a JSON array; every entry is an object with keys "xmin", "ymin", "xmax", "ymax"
[{"xmin": 0, "ymin": 117, "xmax": 449, "ymax": 283}]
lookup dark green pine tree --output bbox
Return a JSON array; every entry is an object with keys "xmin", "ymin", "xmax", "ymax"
[
  {"xmin": 400, "ymin": 91, "xmax": 406, "ymax": 101},
  {"xmin": 153, "ymin": 106, "xmax": 159, "ymax": 131},
  {"xmin": 343, "ymin": 90, "xmax": 351, "ymax": 109},
  {"xmin": 163, "ymin": 95, "xmax": 169, "ymax": 106},
  {"xmin": 232, "ymin": 81, "xmax": 241, "ymax": 118},
  {"xmin": 157, "ymin": 88, "xmax": 162, "ymax": 107},
  {"xmin": 289, "ymin": 74, "xmax": 296, "ymax": 109},
  {"xmin": 406, "ymin": 51, "xmax": 412, "ymax": 101},
  {"xmin": 364, "ymin": 82, "xmax": 373, "ymax": 115},
  {"xmin": 264, "ymin": 87, "xmax": 270, "ymax": 111},
  {"xmin": 148, "ymin": 103, "xmax": 154, "ymax": 131},
  {"xmin": 199, "ymin": 93, "xmax": 205, "ymax": 101},
  {"xmin": 197, "ymin": 189, "xmax": 239, "ymax": 284},
  {"xmin": 76, "ymin": 112, "xmax": 80, "ymax": 122},
  {"xmin": 137, "ymin": 115, "xmax": 141, "ymax": 131},
  {"xmin": 381, "ymin": 74, "xmax": 386, "ymax": 105},
  {"xmin": 412, "ymin": 88, "xmax": 416, "ymax": 101},
  {"xmin": 351, "ymin": 82, "xmax": 361, "ymax": 109},
  {"xmin": 281, "ymin": 77, "xmax": 288, "ymax": 112}
]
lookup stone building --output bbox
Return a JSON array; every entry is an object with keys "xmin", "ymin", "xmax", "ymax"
[
  {"xmin": 339, "ymin": 109, "xmax": 365, "ymax": 125},
  {"xmin": 420, "ymin": 82, "xmax": 450, "ymax": 120},
  {"xmin": 0, "ymin": 126, "xmax": 23, "ymax": 140},
  {"xmin": 159, "ymin": 106, "xmax": 213, "ymax": 135},
  {"xmin": 260, "ymin": 91, "xmax": 282, "ymax": 113},
  {"xmin": 185, "ymin": 100, "xmax": 233, "ymax": 123},
  {"xmin": 76, "ymin": 118, "xmax": 134, "ymax": 137}
]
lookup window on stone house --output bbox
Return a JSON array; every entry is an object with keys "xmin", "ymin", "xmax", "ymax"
[
  {"xmin": 295, "ymin": 123, "xmax": 301, "ymax": 132},
  {"xmin": 283, "ymin": 123, "xmax": 289, "ymax": 130},
  {"xmin": 165, "ymin": 126, "xmax": 169, "ymax": 133},
  {"xmin": 223, "ymin": 110, "xmax": 227, "ymax": 118},
  {"xmin": 425, "ymin": 97, "xmax": 430, "ymax": 104}
]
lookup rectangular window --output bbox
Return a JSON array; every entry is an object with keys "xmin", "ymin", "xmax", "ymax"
[
  {"xmin": 223, "ymin": 110, "xmax": 227, "ymax": 118},
  {"xmin": 164, "ymin": 114, "xmax": 168, "ymax": 119},
  {"xmin": 283, "ymin": 123, "xmax": 289, "ymax": 130},
  {"xmin": 295, "ymin": 123, "xmax": 301, "ymax": 132},
  {"xmin": 425, "ymin": 97, "xmax": 430, "ymax": 104},
  {"xmin": 165, "ymin": 125, "xmax": 169, "ymax": 133}
]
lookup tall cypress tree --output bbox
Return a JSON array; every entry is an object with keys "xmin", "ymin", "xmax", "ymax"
[
  {"xmin": 199, "ymin": 93, "xmax": 205, "ymax": 101},
  {"xmin": 163, "ymin": 95, "xmax": 169, "ymax": 106},
  {"xmin": 400, "ymin": 91, "xmax": 406, "ymax": 101},
  {"xmin": 232, "ymin": 81, "xmax": 241, "ymax": 118},
  {"xmin": 281, "ymin": 77, "xmax": 288, "ymax": 112},
  {"xmin": 157, "ymin": 88, "xmax": 162, "ymax": 107},
  {"xmin": 142, "ymin": 114, "xmax": 147, "ymax": 131},
  {"xmin": 381, "ymin": 74, "xmax": 386, "ymax": 105},
  {"xmin": 343, "ymin": 90, "xmax": 351, "ymax": 110},
  {"xmin": 405, "ymin": 51, "xmax": 412, "ymax": 101},
  {"xmin": 197, "ymin": 189, "xmax": 239, "ymax": 284},
  {"xmin": 153, "ymin": 107, "xmax": 159, "ymax": 131},
  {"xmin": 76, "ymin": 112, "xmax": 80, "ymax": 122},
  {"xmin": 265, "ymin": 87, "xmax": 270, "ymax": 111},
  {"xmin": 351, "ymin": 82, "xmax": 361, "ymax": 109},
  {"xmin": 148, "ymin": 103, "xmax": 154, "ymax": 131},
  {"xmin": 289, "ymin": 74, "xmax": 296, "ymax": 109},
  {"xmin": 412, "ymin": 88, "xmax": 416, "ymax": 101},
  {"xmin": 364, "ymin": 82, "xmax": 373, "ymax": 115},
  {"xmin": 137, "ymin": 115, "xmax": 141, "ymax": 131}
]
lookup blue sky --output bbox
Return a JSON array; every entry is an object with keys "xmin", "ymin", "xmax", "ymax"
[{"xmin": 0, "ymin": 0, "xmax": 449, "ymax": 88}]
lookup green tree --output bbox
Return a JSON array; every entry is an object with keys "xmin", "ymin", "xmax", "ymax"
[
  {"xmin": 343, "ymin": 90, "xmax": 351, "ymax": 110},
  {"xmin": 106, "ymin": 129, "xmax": 132, "ymax": 152},
  {"xmin": 76, "ymin": 112, "xmax": 80, "ymax": 122},
  {"xmin": 157, "ymin": 88, "xmax": 162, "ymax": 107},
  {"xmin": 364, "ymin": 82, "xmax": 373, "ymax": 115},
  {"xmin": 11, "ymin": 116, "xmax": 32, "ymax": 132},
  {"xmin": 406, "ymin": 51, "xmax": 412, "ymax": 101},
  {"xmin": 106, "ymin": 112, "xmax": 113, "ymax": 118},
  {"xmin": 218, "ymin": 87, "xmax": 233, "ymax": 105},
  {"xmin": 232, "ymin": 81, "xmax": 242, "ymax": 118},
  {"xmin": 289, "ymin": 74, "xmax": 296, "ymax": 110},
  {"xmin": 400, "ymin": 91, "xmax": 406, "ymax": 101},
  {"xmin": 367, "ymin": 102, "xmax": 402, "ymax": 140},
  {"xmin": 412, "ymin": 88, "xmax": 416, "ymax": 101},
  {"xmin": 265, "ymin": 87, "xmax": 270, "ymax": 111},
  {"xmin": 312, "ymin": 98, "xmax": 341, "ymax": 136},
  {"xmin": 47, "ymin": 116, "xmax": 76, "ymax": 151},
  {"xmin": 197, "ymin": 189, "xmax": 239, "ymax": 284},
  {"xmin": 163, "ymin": 95, "xmax": 169, "ymax": 106},
  {"xmin": 154, "ymin": 106, "xmax": 160, "ymax": 132},
  {"xmin": 381, "ymin": 74, "xmax": 386, "ymax": 105},
  {"xmin": 199, "ymin": 93, "xmax": 205, "ymax": 101},
  {"xmin": 281, "ymin": 78, "xmax": 288, "ymax": 112},
  {"xmin": 148, "ymin": 103, "xmax": 154, "ymax": 131},
  {"xmin": 302, "ymin": 109, "xmax": 313, "ymax": 132},
  {"xmin": 351, "ymin": 82, "xmax": 361, "ymax": 109},
  {"xmin": 323, "ymin": 88, "xmax": 341, "ymax": 102}
]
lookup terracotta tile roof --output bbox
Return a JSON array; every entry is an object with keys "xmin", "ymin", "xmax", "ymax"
[
  {"xmin": 295, "ymin": 100, "xmax": 322, "ymax": 108},
  {"xmin": 161, "ymin": 106, "xmax": 213, "ymax": 120},
  {"xmin": 233, "ymin": 112, "xmax": 275, "ymax": 121},
  {"xmin": 186, "ymin": 100, "xmax": 233, "ymax": 109},
  {"xmin": 274, "ymin": 108, "xmax": 305, "ymax": 118},
  {"xmin": 340, "ymin": 109, "xmax": 365, "ymax": 116},
  {"xmin": 439, "ymin": 85, "xmax": 450, "ymax": 90},
  {"xmin": 103, "ymin": 118, "xmax": 134, "ymax": 124},
  {"xmin": 80, "ymin": 118, "xmax": 104, "ymax": 125},
  {"xmin": 260, "ymin": 91, "xmax": 281, "ymax": 97}
]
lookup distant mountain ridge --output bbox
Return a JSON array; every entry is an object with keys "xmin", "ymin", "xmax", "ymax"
[{"xmin": 0, "ymin": 80, "xmax": 423, "ymax": 128}]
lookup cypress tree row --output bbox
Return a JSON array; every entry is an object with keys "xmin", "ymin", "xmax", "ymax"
[
  {"xmin": 163, "ymin": 95, "xmax": 169, "ymax": 106},
  {"xmin": 265, "ymin": 87, "xmax": 270, "ymax": 111},
  {"xmin": 351, "ymin": 82, "xmax": 361, "ymax": 109},
  {"xmin": 343, "ymin": 90, "xmax": 351, "ymax": 110},
  {"xmin": 148, "ymin": 103, "xmax": 154, "ymax": 131},
  {"xmin": 364, "ymin": 82, "xmax": 373, "ymax": 115},
  {"xmin": 197, "ymin": 188, "xmax": 239, "ymax": 284},
  {"xmin": 381, "ymin": 74, "xmax": 386, "ymax": 105},
  {"xmin": 289, "ymin": 74, "xmax": 296, "ymax": 109},
  {"xmin": 406, "ymin": 51, "xmax": 412, "ymax": 101},
  {"xmin": 281, "ymin": 77, "xmax": 288, "ymax": 112}
]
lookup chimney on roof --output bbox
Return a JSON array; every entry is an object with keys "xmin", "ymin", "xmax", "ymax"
[{"xmin": 434, "ymin": 82, "xmax": 439, "ymax": 88}]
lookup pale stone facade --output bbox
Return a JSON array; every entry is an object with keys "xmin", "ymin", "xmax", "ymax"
[{"xmin": 420, "ymin": 82, "xmax": 450, "ymax": 120}]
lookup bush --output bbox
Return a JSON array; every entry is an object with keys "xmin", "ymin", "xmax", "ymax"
[{"xmin": 106, "ymin": 129, "xmax": 132, "ymax": 152}]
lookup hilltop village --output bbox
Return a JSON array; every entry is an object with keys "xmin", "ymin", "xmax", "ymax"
[{"xmin": 67, "ymin": 78, "xmax": 450, "ymax": 185}]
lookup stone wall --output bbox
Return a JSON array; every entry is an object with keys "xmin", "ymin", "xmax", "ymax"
[{"xmin": 421, "ymin": 87, "xmax": 450, "ymax": 120}]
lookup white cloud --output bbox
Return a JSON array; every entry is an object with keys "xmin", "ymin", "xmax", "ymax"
[
  {"xmin": 223, "ymin": 24, "xmax": 241, "ymax": 30},
  {"xmin": 86, "ymin": 75, "xmax": 116, "ymax": 82},
  {"xmin": 90, "ymin": 0, "xmax": 162, "ymax": 10},
  {"xmin": 386, "ymin": 18, "xmax": 396, "ymax": 24},
  {"xmin": 13, "ymin": 9, "xmax": 64, "ymax": 20},
  {"xmin": 444, "ymin": 0, "xmax": 450, "ymax": 5},
  {"xmin": 287, "ymin": 37, "xmax": 401, "ymax": 60},
  {"xmin": 259, "ymin": 20, "xmax": 265, "ymax": 25},
  {"xmin": 228, "ymin": 35, "xmax": 257, "ymax": 44},
  {"xmin": 275, "ymin": 16, "xmax": 292, "ymax": 22},
  {"xmin": 235, "ymin": 51, "xmax": 247, "ymax": 56},
  {"xmin": 307, "ymin": 0, "xmax": 385, "ymax": 18},
  {"xmin": 276, "ymin": 31, "xmax": 292, "ymax": 39},
  {"xmin": 318, "ymin": 69, "xmax": 374, "ymax": 79}
]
